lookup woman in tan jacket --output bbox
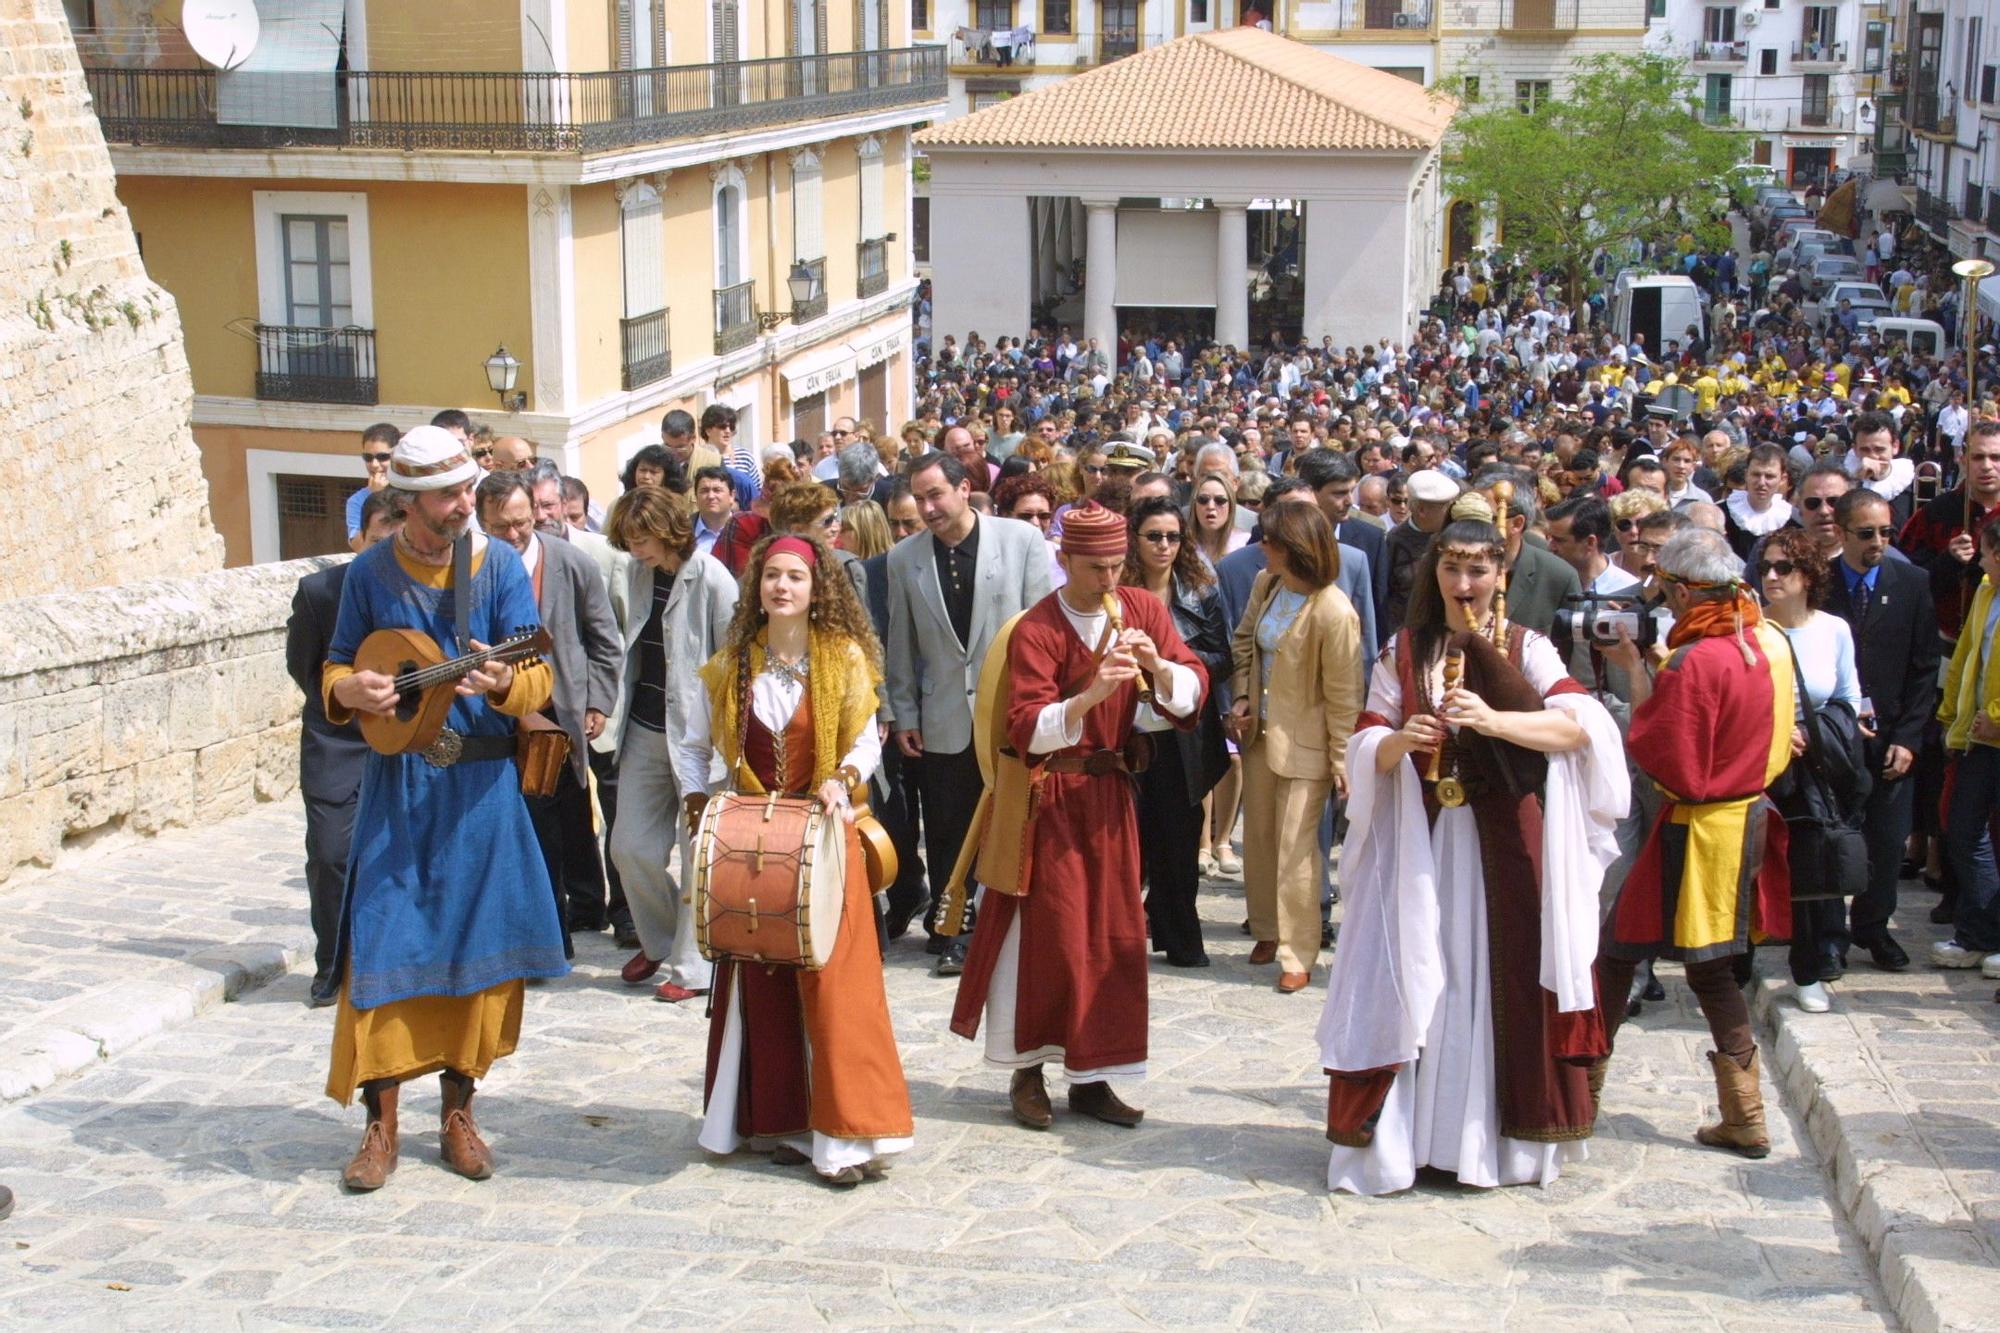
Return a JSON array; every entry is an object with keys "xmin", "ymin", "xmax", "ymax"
[{"xmin": 1226, "ymin": 501, "xmax": 1365, "ymax": 992}]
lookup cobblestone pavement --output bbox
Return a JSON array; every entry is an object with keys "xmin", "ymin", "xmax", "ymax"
[{"xmin": 0, "ymin": 803, "xmax": 1900, "ymax": 1329}]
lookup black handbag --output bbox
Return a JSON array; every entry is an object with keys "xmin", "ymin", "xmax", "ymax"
[{"xmin": 1774, "ymin": 635, "xmax": 1872, "ymax": 903}]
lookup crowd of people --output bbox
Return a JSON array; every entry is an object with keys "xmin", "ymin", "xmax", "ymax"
[{"xmin": 275, "ymin": 202, "xmax": 2000, "ymax": 1198}]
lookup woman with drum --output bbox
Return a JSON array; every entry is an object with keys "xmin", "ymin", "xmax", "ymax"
[{"xmin": 672, "ymin": 533, "xmax": 913, "ymax": 1187}]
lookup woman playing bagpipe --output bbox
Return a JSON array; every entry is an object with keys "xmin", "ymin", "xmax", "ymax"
[
  {"xmin": 1315, "ymin": 494, "xmax": 1629, "ymax": 1195},
  {"xmin": 672, "ymin": 533, "xmax": 913, "ymax": 1187}
]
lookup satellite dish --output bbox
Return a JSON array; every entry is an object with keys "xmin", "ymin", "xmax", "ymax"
[{"xmin": 183, "ymin": 1, "xmax": 261, "ymax": 72}]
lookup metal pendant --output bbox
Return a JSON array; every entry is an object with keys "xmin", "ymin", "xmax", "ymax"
[{"xmin": 1435, "ymin": 775, "xmax": 1467, "ymax": 808}]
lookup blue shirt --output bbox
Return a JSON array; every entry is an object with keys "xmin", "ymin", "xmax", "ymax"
[
  {"xmin": 1838, "ymin": 560, "xmax": 1878, "ymax": 602},
  {"xmin": 693, "ymin": 514, "xmax": 727, "ymax": 559},
  {"xmin": 345, "ymin": 486, "xmax": 370, "ymax": 540}
]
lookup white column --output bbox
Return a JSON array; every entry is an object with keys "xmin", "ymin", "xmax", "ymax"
[
  {"xmin": 1084, "ymin": 200, "xmax": 1118, "ymax": 355},
  {"xmin": 1214, "ymin": 201, "xmax": 1249, "ymax": 351}
]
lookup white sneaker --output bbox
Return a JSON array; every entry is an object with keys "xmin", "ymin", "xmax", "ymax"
[
  {"xmin": 1982, "ymin": 954, "xmax": 2000, "ymax": 980},
  {"xmin": 1931, "ymin": 939, "xmax": 1988, "ymax": 968},
  {"xmin": 1794, "ymin": 981, "xmax": 1831, "ymax": 1012}
]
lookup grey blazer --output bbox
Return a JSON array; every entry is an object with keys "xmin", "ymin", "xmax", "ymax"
[
  {"xmin": 610, "ymin": 550, "xmax": 739, "ymax": 755},
  {"xmin": 885, "ymin": 514, "xmax": 1052, "ymax": 755},
  {"xmin": 532, "ymin": 533, "xmax": 623, "ymax": 782}
]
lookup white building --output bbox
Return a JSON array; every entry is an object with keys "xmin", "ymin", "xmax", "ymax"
[
  {"xmin": 1901, "ymin": 0, "xmax": 2000, "ymax": 283},
  {"xmin": 920, "ymin": 28, "xmax": 1453, "ymax": 351},
  {"xmin": 1648, "ymin": 0, "xmax": 1877, "ymax": 186}
]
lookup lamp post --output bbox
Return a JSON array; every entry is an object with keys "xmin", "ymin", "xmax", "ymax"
[{"xmin": 484, "ymin": 344, "xmax": 524, "ymax": 412}]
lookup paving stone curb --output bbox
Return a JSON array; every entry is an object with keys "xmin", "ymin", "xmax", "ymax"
[{"xmin": 1755, "ymin": 962, "xmax": 2000, "ymax": 1333}]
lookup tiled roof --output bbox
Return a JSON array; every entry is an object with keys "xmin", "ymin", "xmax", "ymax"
[{"xmin": 915, "ymin": 27, "xmax": 1455, "ymax": 152}]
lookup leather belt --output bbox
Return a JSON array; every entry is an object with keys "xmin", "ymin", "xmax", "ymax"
[
  {"xmin": 1041, "ymin": 749, "xmax": 1129, "ymax": 776},
  {"xmin": 420, "ymin": 728, "xmax": 517, "ymax": 768}
]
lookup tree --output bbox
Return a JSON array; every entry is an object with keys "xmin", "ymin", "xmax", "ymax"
[{"xmin": 1442, "ymin": 52, "xmax": 1745, "ymax": 306}]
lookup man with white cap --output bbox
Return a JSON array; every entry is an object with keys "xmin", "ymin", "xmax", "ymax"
[
  {"xmin": 1380, "ymin": 468, "xmax": 1458, "ymax": 636},
  {"xmin": 318, "ymin": 424, "xmax": 569, "ymax": 1194}
]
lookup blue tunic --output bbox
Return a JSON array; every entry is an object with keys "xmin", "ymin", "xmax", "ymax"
[{"xmin": 328, "ymin": 539, "xmax": 569, "ymax": 1010}]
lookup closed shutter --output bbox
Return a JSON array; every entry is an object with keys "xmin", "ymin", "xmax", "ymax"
[
  {"xmin": 615, "ymin": 0, "xmax": 634, "ymax": 67},
  {"xmin": 878, "ymin": 0, "xmax": 890, "ymax": 46},
  {"xmin": 652, "ymin": 0, "xmax": 667, "ymax": 67},
  {"xmin": 794, "ymin": 155, "xmax": 824, "ymax": 261},
  {"xmin": 621, "ymin": 184, "xmax": 665, "ymax": 317},
  {"xmin": 816, "ymin": 0, "xmax": 828, "ymax": 54},
  {"xmin": 859, "ymin": 140, "xmax": 884, "ymax": 239},
  {"xmin": 713, "ymin": 0, "xmax": 738, "ymax": 59}
]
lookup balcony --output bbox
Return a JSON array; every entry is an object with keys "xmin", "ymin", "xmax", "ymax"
[
  {"xmin": 857, "ymin": 238, "xmax": 888, "ymax": 298},
  {"xmin": 1501, "ymin": 0, "xmax": 1579, "ymax": 34},
  {"xmin": 1791, "ymin": 39, "xmax": 1850, "ymax": 66},
  {"xmin": 1789, "ymin": 103, "xmax": 1852, "ymax": 130},
  {"xmin": 1915, "ymin": 187, "xmax": 1957, "ymax": 233},
  {"xmin": 948, "ymin": 28, "xmax": 1037, "ymax": 68},
  {"xmin": 1912, "ymin": 88, "xmax": 1957, "ymax": 138},
  {"xmin": 254, "ymin": 325, "xmax": 378, "ymax": 405},
  {"xmin": 714, "ymin": 280, "xmax": 757, "ymax": 355},
  {"xmin": 1689, "ymin": 39, "xmax": 1748, "ymax": 64},
  {"xmin": 1094, "ymin": 28, "xmax": 1170, "ymax": 64},
  {"xmin": 83, "ymin": 47, "xmax": 948, "ymax": 155},
  {"xmin": 793, "ymin": 257, "xmax": 828, "ymax": 323},
  {"xmin": 1699, "ymin": 104, "xmax": 1740, "ymax": 127},
  {"xmin": 619, "ymin": 308, "xmax": 671, "ymax": 391},
  {"xmin": 1302, "ymin": 0, "xmax": 1436, "ymax": 31}
]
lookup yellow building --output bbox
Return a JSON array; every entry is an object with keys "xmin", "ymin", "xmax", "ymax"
[{"xmin": 76, "ymin": 0, "xmax": 944, "ymax": 564}]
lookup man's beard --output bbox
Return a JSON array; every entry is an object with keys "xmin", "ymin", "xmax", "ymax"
[{"xmin": 422, "ymin": 511, "xmax": 472, "ymax": 545}]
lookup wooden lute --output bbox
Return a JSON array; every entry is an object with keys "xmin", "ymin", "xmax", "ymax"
[{"xmin": 350, "ymin": 625, "xmax": 553, "ymax": 756}]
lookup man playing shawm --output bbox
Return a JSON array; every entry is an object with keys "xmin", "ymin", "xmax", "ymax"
[{"xmin": 950, "ymin": 502, "xmax": 1209, "ymax": 1128}]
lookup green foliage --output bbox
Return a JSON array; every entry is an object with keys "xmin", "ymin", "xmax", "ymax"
[{"xmin": 1441, "ymin": 52, "xmax": 1744, "ymax": 299}]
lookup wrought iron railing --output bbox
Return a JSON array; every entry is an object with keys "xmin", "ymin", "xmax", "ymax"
[
  {"xmin": 1915, "ymin": 187, "xmax": 1956, "ymax": 232},
  {"xmin": 793, "ymin": 257, "xmax": 828, "ymax": 323},
  {"xmin": 619, "ymin": 308, "xmax": 670, "ymax": 391},
  {"xmin": 714, "ymin": 280, "xmax": 757, "ymax": 355},
  {"xmin": 254, "ymin": 324, "xmax": 377, "ymax": 405},
  {"xmin": 1095, "ymin": 27, "xmax": 1167, "ymax": 63},
  {"xmin": 857, "ymin": 238, "xmax": 888, "ymax": 298},
  {"xmin": 1688, "ymin": 38, "xmax": 1748, "ymax": 62},
  {"xmin": 948, "ymin": 30, "xmax": 1038, "ymax": 66},
  {"xmin": 84, "ymin": 47, "xmax": 947, "ymax": 154},
  {"xmin": 1502, "ymin": 0, "xmax": 1579, "ymax": 32},
  {"xmin": 1791, "ymin": 39, "xmax": 1849, "ymax": 64}
]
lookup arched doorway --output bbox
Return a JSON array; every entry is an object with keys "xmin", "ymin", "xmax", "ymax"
[{"xmin": 1446, "ymin": 200, "xmax": 1476, "ymax": 270}]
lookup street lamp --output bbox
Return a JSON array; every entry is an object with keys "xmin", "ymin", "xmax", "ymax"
[
  {"xmin": 484, "ymin": 344, "xmax": 525, "ymax": 412},
  {"xmin": 756, "ymin": 261, "xmax": 824, "ymax": 331}
]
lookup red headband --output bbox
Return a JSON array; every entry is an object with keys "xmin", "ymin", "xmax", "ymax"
[{"xmin": 766, "ymin": 535, "xmax": 819, "ymax": 568}]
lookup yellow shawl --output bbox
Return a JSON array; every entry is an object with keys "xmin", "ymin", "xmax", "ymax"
[{"xmin": 696, "ymin": 628, "xmax": 881, "ymax": 794}]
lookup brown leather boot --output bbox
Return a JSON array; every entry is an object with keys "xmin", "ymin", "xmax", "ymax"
[
  {"xmin": 342, "ymin": 1082, "xmax": 399, "ymax": 1192},
  {"xmin": 1586, "ymin": 1057, "xmax": 1609, "ymax": 1122},
  {"xmin": 439, "ymin": 1071, "xmax": 496, "ymax": 1180},
  {"xmin": 1068, "ymin": 1080, "xmax": 1144, "ymax": 1127},
  {"xmin": 1694, "ymin": 1049, "xmax": 1770, "ymax": 1159},
  {"xmin": 1009, "ymin": 1065, "xmax": 1053, "ymax": 1130}
]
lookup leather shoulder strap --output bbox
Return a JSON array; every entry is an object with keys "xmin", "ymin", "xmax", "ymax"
[{"xmin": 452, "ymin": 533, "xmax": 473, "ymax": 654}]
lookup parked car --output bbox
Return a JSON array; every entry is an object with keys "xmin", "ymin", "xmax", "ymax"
[
  {"xmin": 1805, "ymin": 253, "xmax": 1866, "ymax": 296},
  {"xmin": 1803, "ymin": 281, "xmax": 1893, "ymax": 329},
  {"xmin": 1776, "ymin": 228, "xmax": 1840, "ymax": 271},
  {"xmin": 1792, "ymin": 236, "xmax": 1857, "ymax": 273}
]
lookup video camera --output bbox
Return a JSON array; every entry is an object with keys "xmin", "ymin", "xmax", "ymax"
[{"xmin": 1557, "ymin": 591, "xmax": 1671, "ymax": 653}]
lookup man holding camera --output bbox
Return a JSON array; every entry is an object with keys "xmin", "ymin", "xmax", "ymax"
[{"xmin": 1593, "ymin": 528, "xmax": 1796, "ymax": 1161}]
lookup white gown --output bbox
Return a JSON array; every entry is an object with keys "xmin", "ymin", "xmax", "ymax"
[{"xmin": 1317, "ymin": 633, "xmax": 1627, "ymax": 1196}]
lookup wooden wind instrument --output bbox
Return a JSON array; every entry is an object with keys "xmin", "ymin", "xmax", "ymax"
[
  {"xmin": 1426, "ymin": 648, "xmax": 1465, "ymax": 783},
  {"xmin": 1489, "ymin": 478, "xmax": 1514, "ymax": 646},
  {"xmin": 1102, "ymin": 591, "xmax": 1155, "ymax": 705}
]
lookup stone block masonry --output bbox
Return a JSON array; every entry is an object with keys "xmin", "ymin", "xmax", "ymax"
[
  {"xmin": 0, "ymin": 556, "xmax": 336, "ymax": 885},
  {"xmin": 0, "ymin": 0, "xmax": 223, "ymax": 601}
]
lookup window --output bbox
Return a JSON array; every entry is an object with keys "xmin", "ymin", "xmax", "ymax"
[
  {"xmin": 1760, "ymin": 47, "xmax": 1777, "ymax": 74},
  {"xmin": 913, "ymin": 0, "xmax": 928, "ymax": 29},
  {"xmin": 1802, "ymin": 5, "xmax": 1837, "ymax": 55},
  {"xmin": 1702, "ymin": 6, "xmax": 1734, "ymax": 42},
  {"xmin": 1463, "ymin": 75, "xmax": 1481, "ymax": 103},
  {"xmin": 792, "ymin": 150, "xmax": 824, "ymax": 263},
  {"xmin": 1863, "ymin": 18, "xmax": 1886, "ymax": 73},
  {"xmin": 713, "ymin": 0, "xmax": 739, "ymax": 58},
  {"xmin": 1985, "ymin": 64, "xmax": 1998, "ymax": 106},
  {"xmin": 857, "ymin": 0, "xmax": 886, "ymax": 48},
  {"xmin": 973, "ymin": 0, "xmax": 1010, "ymax": 29},
  {"xmin": 253, "ymin": 191, "xmax": 372, "ymax": 331},
  {"xmin": 1703, "ymin": 72, "xmax": 1732, "ymax": 122},
  {"xmin": 1190, "ymin": 0, "xmax": 1207, "ymax": 21},
  {"xmin": 1515, "ymin": 79, "xmax": 1551, "ymax": 113},
  {"xmin": 619, "ymin": 181, "xmax": 664, "ymax": 318},
  {"xmin": 1966, "ymin": 17, "xmax": 1984, "ymax": 98},
  {"xmin": 714, "ymin": 166, "xmax": 747, "ymax": 289},
  {"xmin": 61, "ymin": 0, "xmax": 93, "ymax": 31},
  {"xmin": 858, "ymin": 137, "xmax": 886, "ymax": 239},
  {"xmin": 1801, "ymin": 72, "xmax": 1829, "ymax": 122},
  {"xmin": 1043, "ymin": 0, "xmax": 1072, "ymax": 30},
  {"xmin": 1648, "ymin": 0, "xmax": 1665, "ymax": 17}
]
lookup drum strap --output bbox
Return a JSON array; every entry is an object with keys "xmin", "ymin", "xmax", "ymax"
[{"xmin": 451, "ymin": 533, "xmax": 473, "ymax": 655}]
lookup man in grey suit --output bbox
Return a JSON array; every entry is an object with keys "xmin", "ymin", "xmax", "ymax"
[
  {"xmin": 1466, "ymin": 466, "xmax": 1582, "ymax": 638},
  {"xmin": 477, "ymin": 472, "xmax": 621, "ymax": 957},
  {"xmin": 886, "ymin": 448, "xmax": 1053, "ymax": 975}
]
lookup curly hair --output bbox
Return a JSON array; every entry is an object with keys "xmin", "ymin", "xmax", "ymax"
[
  {"xmin": 761, "ymin": 453, "xmax": 800, "ymax": 496},
  {"xmin": 1758, "ymin": 525, "xmax": 1835, "ymax": 611},
  {"xmin": 1609, "ymin": 488, "xmax": 1667, "ymax": 523},
  {"xmin": 605, "ymin": 484, "xmax": 695, "ymax": 559},
  {"xmin": 1124, "ymin": 496, "xmax": 1213, "ymax": 590},
  {"xmin": 1043, "ymin": 458, "xmax": 1086, "ymax": 506},
  {"xmin": 767, "ymin": 479, "xmax": 838, "ymax": 532},
  {"xmin": 718, "ymin": 532, "xmax": 883, "ymax": 672},
  {"xmin": 991, "ymin": 471, "xmax": 1055, "ymax": 517}
]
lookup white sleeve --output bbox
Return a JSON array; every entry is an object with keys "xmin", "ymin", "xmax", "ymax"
[
  {"xmin": 1539, "ymin": 692, "xmax": 1630, "ymax": 1011},
  {"xmin": 1517, "ymin": 631, "xmax": 1574, "ymax": 696},
  {"xmin": 1030, "ymin": 700, "xmax": 1083, "ymax": 753},
  {"xmin": 1150, "ymin": 660, "xmax": 1200, "ymax": 720},
  {"xmin": 1363, "ymin": 643, "xmax": 1405, "ymax": 727},
  {"xmin": 837, "ymin": 714, "xmax": 883, "ymax": 787}
]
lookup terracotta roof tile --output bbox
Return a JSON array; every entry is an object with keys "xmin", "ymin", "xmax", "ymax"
[{"xmin": 915, "ymin": 27, "xmax": 1455, "ymax": 152}]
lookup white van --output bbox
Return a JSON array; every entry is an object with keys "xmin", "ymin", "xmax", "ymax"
[
  {"xmin": 1611, "ymin": 274, "xmax": 1707, "ymax": 359},
  {"xmin": 1872, "ymin": 317, "xmax": 1951, "ymax": 358}
]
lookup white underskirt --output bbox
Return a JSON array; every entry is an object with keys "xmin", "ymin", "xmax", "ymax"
[
  {"xmin": 981, "ymin": 913, "xmax": 1145, "ymax": 1082},
  {"xmin": 698, "ymin": 971, "xmax": 912, "ymax": 1177},
  {"xmin": 1326, "ymin": 805, "xmax": 1585, "ymax": 1196}
]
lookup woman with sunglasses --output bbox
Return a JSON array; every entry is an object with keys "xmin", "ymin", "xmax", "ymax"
[
  {"xmin": 1124, "ymin": 498, "xmax": 1232, "ymax": 967},
  {"xmin": 1757, "ymin": 528, "xmax": 1866, "ymax": 1013},
  {"xmin": 1224, "ymin": 501, "xmax": 1364, "ymax": 993},
  {"xmin": 767, "ymin": 480, "xmax": 872, "ymax": 614},
  {"xmin": 1186, "ymin": 473, "xmax": 1247, "ymax": 571},
  {"xmin": 1608, "ymin": 490, "xmax": 1667, "ymax": 584}
]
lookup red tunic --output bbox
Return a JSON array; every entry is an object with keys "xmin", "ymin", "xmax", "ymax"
[{"xmin": 949, "ymin": 587, "xmax": 1208, "ymax": 1070}]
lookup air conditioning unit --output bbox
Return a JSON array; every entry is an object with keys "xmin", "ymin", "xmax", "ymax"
[
  {"xmin": 1742, "ymin": 10, "xmax": 1760, "ymax": 26},
  {"xmin": 1393, "ymin": 12, "xmax": 1419, "ymax": 26}
]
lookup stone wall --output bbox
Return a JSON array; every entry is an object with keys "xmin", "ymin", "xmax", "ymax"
[
  {"xmin": 0, "ymin": 0, "xmax": 223, "ymax": 601},
  {"xmin": 0, "ymin": 558, "xmax": 334, "ymax": 885}
]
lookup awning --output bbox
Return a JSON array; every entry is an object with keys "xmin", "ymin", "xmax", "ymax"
[
  {"xmin": 782, "ymin": 342, "xmax": 857, "ymax": 399},
  {"xmin": 1865, "ymin": 179, "xmax": 1911, "ymax": 213},
  {"xmin": 850, "ymin": 327, "xmax": 906, "ymax": 370},
  {"xmin": 217, "ymin": 0, "xmax": 345, "ymax": 130}
]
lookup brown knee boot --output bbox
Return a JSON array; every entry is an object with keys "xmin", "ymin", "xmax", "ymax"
[
  {"xmin": 1694, "ymin": 1049, "xmax": 1770, "ymax": 1159},
  {"xmin": 342, "ymin": 1081, "xmax": 399, "ymax": 1192},
  {"xmin": 1587, "ymin": 1057, "xmax": 1609, "ymax": 1123},
  {"xmin": 439, "ymin": 1071, "xmax": 495, "ymax": 1180}
]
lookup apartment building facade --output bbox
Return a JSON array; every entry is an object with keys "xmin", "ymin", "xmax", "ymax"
[
  {"xmin": 72, "ymin": 0, "xmax": 944, "ymax": 565},
  {"xmin": 1901, "ymin": 0, "xmax": 2000, "ymax": 294}
]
